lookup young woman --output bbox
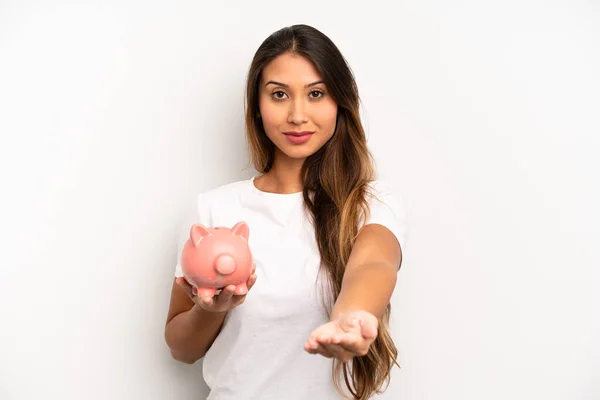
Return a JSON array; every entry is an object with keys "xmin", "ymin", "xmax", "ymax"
[{"xmin": 165, "ymin": 24, "xmax": 408, "ymax": 400}]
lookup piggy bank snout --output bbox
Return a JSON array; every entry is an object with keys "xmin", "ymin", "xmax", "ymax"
[{"xmin": 214, "ymin": 254, "xmax": 236, "ymax": 275}]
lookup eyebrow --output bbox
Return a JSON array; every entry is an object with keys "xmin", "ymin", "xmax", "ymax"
[{"xmin": 264, "ymin": 80, "xmax": 324, "ymax": 88}]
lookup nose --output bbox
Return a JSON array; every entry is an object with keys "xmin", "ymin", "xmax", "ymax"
[
  {"xmin": 287, "ymin": 98, "xmax": 308, "ymax": 125},
  {"xmin": 215, "ymin": 254, "xmax": 236, "ymax": 275}
]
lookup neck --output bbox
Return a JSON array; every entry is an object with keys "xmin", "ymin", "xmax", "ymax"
[{"xmin": 260, "ymin": 152, "xmax": 305, "ymax": 194}]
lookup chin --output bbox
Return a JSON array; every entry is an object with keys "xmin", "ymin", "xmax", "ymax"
[
  {"xmin": 281, "ymin": 150, "xmax": 312, "ymax": 160},
  {"xmin": 281, "ymin": 144, "xmax": 321, "ymax": 159}
]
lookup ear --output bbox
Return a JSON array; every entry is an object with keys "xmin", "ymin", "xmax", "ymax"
[
  {"xmin": 231, "ymin": 221, "xmax": 249, "ymax": 241},
  {"xmin": 190, "ymin": 224, "xmax": 212, "ymax": 247}
]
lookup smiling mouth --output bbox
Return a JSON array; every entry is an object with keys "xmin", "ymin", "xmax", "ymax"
[{"xmin": 282, "ymin": 131, "xmax": 315, "ymax": 136}]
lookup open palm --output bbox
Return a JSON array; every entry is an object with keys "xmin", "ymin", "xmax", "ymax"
[{"xmin": 304, "ymin": 310, "xmax": 378, "ymax": 362}]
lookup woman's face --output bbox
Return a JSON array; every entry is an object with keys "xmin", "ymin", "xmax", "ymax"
[{"xmin": 258, "ymin": 52, "xmax": 338, "ymax": 161}]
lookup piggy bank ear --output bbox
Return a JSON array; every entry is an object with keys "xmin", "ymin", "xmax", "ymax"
[
  {"xmin": 231, "ymin": 221, "xmax": 249, "ymax": 240},
  {"xmin": 190, "ymin": 224, "xmax": 212, "ymax": 247}
]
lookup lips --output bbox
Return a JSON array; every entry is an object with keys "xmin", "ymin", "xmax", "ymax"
[
  {"xmin": 283, "ymin": 131, "xmax": 314, "ymax": 145},
  {"xmin": 282, "ymin": 131, "xmax": 314, "ymax": 136}
]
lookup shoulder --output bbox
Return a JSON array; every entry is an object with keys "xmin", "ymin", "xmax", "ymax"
[
  {"xmin": 198, "ymin": 179, "xmax": 250, "ymax": 199},
  {"xmin": 361, "ymin": 179, "xmax": 409, "ymax": 250},
  {"xmin": 196, "ymin": 177, "xmax": 251, "ymax": 205},
  {"xmin": 186, "ymin": 177, "xmax": 252, "ymax": 226}
]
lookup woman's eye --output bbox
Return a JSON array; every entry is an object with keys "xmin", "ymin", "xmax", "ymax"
[
  {"xmin": 309, "ymin": 90, "xmax": 324, "ymax": 99},
  {"xmin": 272, "ymin": 91, "xmax": 287, "ymax": 100},
  {"xmin": 271, "ymin": 90, "xmax": 324, "ymax": 101}
]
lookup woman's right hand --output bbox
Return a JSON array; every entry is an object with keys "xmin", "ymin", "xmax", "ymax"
[{"xmin": 175, "ymin": 263, "xmax": 257, "ymax": 314}]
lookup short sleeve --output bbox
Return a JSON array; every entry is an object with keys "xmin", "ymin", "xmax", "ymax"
[
  {"xmin": 173, "ymin": 193, "xmax": 211, "ymax": 278},
  {"xmin": 362, "ymin": 180, "xmax": 409, "ymax": 256}
]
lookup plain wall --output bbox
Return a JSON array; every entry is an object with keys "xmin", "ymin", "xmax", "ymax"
[{"xmin": 1, "ymin": 1, "xmax": 598, "ymax": 399}]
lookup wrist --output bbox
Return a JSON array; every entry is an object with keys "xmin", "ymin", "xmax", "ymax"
[
  {"xmin": 330, "ymin": 308, "xmax": 359, "ymax": 322},
  {"xmin": 331, "ymin": 308, "xmax": 374, "ymax": 323},
  {"xmin": 190, "ymin": 304, "xmax": 228, "ymax": 320}
]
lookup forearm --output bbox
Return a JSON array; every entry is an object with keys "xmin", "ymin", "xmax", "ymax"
[
  {"xmin": 165, "ymin": 305, "xmax": 227, "ymax": 363},
  {"xmin": 331, "ymin": 262, "xmax": 397, "ymax": 321}
]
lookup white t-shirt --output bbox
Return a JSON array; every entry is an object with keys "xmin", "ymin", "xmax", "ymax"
[{"xmin": 174, "ymin": 175, "xmax": 408, "ymax": 400}]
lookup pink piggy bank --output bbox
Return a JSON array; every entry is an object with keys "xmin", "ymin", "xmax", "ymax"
[{"xmin": 180, "ymin": 221, "xmax": 253, "ymax": 298}]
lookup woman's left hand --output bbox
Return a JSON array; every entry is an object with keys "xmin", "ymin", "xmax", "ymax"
[{"xmin": 304, "ymin": 310, "xmax": 378, "ymax": 362}]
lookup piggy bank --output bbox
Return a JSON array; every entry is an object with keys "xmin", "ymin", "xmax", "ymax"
[{"xmin": 180, "ymin": 221, "xmax": 253, "ymax": 298}]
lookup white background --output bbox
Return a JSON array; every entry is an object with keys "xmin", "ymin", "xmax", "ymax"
[{"xmin": 1, "ymin": 1, "xmax": 598, "ymax": 399}]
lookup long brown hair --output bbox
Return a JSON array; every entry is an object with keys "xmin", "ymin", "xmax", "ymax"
[{"xmin": 244, "ymin": 24, "xmax": 399, "ymax": 399}]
